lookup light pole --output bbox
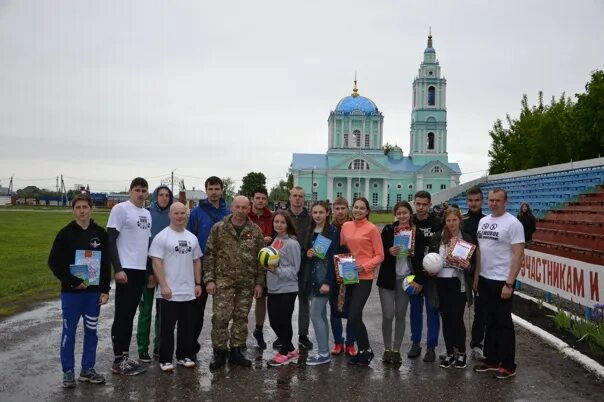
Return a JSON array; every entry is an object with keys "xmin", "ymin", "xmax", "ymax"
[{"xmin": 171, "ymin": 168, "xmax": 178, "ymax": 194}]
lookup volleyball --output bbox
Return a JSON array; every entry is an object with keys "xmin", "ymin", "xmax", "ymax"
[
  {"xmin": 257, "ymin": 246, "xmax": 280, "ymax": 268},
  {"xmin": 423, "ymin": 252, "xmax": 444, "ymax": 274},
  {"xmin": 402, "ymin": 274, "xmax": 416, "ymax": 295}
]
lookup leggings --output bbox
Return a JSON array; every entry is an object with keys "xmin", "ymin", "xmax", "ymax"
[
  {"xmin": 378, "ymin": 278, "xmax": 409, "ymax": 351},
  {"xmin": 437, "ymin": 277, "xmax": 467, "ymax": 354},
  {"xmin": 347, "ymin": 280, "xmax": 373, "ymax": 351},
  {"xmin": 267, "ymin": 292, "xmax": 297, "ymax": 355}
]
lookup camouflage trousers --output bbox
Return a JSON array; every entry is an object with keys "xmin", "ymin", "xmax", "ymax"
[{"xmin": 211, "ymin": 281, "xmax": 255, "ymax": 349}]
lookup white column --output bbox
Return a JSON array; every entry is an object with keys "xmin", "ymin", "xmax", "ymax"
[
  {"xmin": 346, "ymin": 177, "xmax": 352, "ymax": 202},
  {"xmin": 382, "ymin": 178, "xmax": 388, "ymax": 209},
  {"xmin": 416, "ymin": 174, "xmax": 424, "ymax": 191},
  {"xmin": 293, "ymin": 172, "xmax": 299, "ymax": 186},
  {"xmin": 327, "ymin": 176, "xmax": 334, "ymax": 203},
  {"xmin": 364, "ymin": 178, "xmax": 369, "ymax": 199}
]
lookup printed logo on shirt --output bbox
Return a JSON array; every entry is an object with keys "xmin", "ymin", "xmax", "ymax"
[
  {"xmin": 418, "ymin": 227, "xmax": 435, "ymax": 239},
  {"xmin": 89, "ymin": 237, "xmax": 101, "ymax": 249},
  {"xmin": 272, "ymin": 239, "xmax": 285, "ymax": 250},
  {"xmin": 477, "ymin": 223, "xmax": 500, "ymax": 241},
  {"xmin": 137, "ymin": 216, "xmax": 151, "ymax": 230},
  {"xmin": 174, "ymin": 240, "xmax": 192, "ymax": 254}
]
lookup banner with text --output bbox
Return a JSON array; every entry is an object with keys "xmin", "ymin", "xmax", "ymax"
[{"xmin": 518, "ymin": 250, "xmax": 603, "ymax": 308}]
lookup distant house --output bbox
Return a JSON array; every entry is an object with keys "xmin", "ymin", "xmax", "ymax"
[
  {"xmin": 182, "ymin": 189, "xmax": 207, "ymax": 210},
  {"xmin": 0, "ymin": 186, "xmax": 12, "ymax": 205}
]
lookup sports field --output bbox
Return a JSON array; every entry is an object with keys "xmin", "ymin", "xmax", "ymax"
[
  {"xmin": 0, "ymin": 207, "xmax": 393, "ymax": 318},
  {"xmin": 0, "ymin": 207, "xmax": 109, "ymax": 318}
]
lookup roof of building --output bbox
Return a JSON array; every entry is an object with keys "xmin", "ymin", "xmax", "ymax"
[
  {"xmin": 291, "ymin": 154, "xmax": 328, "ymax": 170},
  {"xmin": 334, "ymin": 95, "xmax": 379, "ymax": 115}
]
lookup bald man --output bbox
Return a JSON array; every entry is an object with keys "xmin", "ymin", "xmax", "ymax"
[
  {"xmin": 204, "ymin": 196, "xmax": 265, "ymax": 369},
  {"xmin": 149, "ymin": 202, "xmax": 203, "ymax": 372}
]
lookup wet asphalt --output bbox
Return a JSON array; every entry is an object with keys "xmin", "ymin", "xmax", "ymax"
[{"xmin": 0, "ymin": 288, "xmax": 602, "ymax": 402}]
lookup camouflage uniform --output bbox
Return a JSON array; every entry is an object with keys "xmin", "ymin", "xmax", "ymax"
[{"xmin": 204, "ymin": 215, "xmax": 265, "ymax": 349}]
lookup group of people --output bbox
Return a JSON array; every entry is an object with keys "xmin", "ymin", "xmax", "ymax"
[{"xmin": 48, "ymin": 176, "xmax": 525, "ymax": 389}]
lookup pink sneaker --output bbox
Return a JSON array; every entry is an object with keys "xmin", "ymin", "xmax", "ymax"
[
  {"xmin": 286, "ymin": 350, "xmax": 300, "ymax": 363},
  {"xmin": 268, "ymin": 353, "xmax": 290, "ymax": 367}
]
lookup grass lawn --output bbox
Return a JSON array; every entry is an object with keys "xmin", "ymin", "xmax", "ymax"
[
  {"xmin": 0, "ymin": 207, "xmax": 109, "ymax": 318},
  {"xmin": 370, "ymin": 212, "xmax": 395, "ymax": 225}
]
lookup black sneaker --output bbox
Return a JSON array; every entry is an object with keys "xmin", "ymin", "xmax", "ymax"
[
  {"xmin": 407, "ymin": 343, "xmax": 421, "ymax": 358},
  {"xmin": 382, "ymin": 350, "xmax": 393, "ymax": 363},
  {"xmin": 253, "ymin": 328, "xmax": 267, "ymax": 350},
  {"xmin": 391, "ymin": 350, "xmax": 402, "ymax": 365},
  {"xmin": 423, "ymin": 347, "xmax": 436, "ymax": 362},
  {"xmin": 111, "ymin": 356, "xmax": 146, "ymax": 376},
  {"xmin": 455, "ymin": 354, "xmax": 467, "ymax": 369},
  {"xmin": 440, "ymin": 355, "xmax": 455, "ymax": 368},
  {"xmin": 138, "ymin": 351, "xmax": 152, "ymax": 363},
  {"xmin": 63, "ymin": 371, "xmax": 76, "ymax": 388},
  {"xmin": 79, "ymin": 368, "xmax": 106, "ymax": 384},
  {"xmin": 354, "ymin": 349, "xmax": 374, "ymax": 366},
  {"xmin": 298, "ymin": 335, "xmax": 313, "ymax": 350},
  {"xmin": 272, "ymin": 338, "xmax": 283, "ymax": 350}
]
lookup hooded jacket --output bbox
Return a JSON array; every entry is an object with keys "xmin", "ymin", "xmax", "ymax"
[
  {"xmin": 148, "ymin": 185, "xmax": 174, "ymax": 242},
  {"xmin": 187, "ymin": 197, "xmax": 230, "ymax": 251},
  {"xmin": 48, "ymin": 220, "xmax": 111, "ymax": 294}
]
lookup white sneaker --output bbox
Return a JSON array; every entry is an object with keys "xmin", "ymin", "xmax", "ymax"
[
  {"xmin": 176, "ymin": 358, "xmax": 196, "ymax": 368},
  {"xmin": 160, "ymin": 362, "xmax": 175, "ymax": 372},
  {"xmin": 471, "ymin": 347, "xmax": 485, "ymax": 361}
]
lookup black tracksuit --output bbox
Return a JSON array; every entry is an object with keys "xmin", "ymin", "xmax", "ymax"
[{"xmin": 462, "ymin": 209, "xmax": 486, "ymax": 349}]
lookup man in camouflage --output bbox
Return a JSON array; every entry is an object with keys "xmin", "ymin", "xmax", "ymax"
[{"xmin": 204, "ymin": 196, "xmax": 265, "ymax": 369}]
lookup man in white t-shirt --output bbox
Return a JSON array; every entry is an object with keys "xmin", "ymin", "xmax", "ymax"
[
  {"xmin": 472, "ymin": 188, "xmax": 524, "ymax": 380},
  {"xmin": 149, "ymin": 202, "xmax": 202, "ymax": 372},
  {"xmin": 107, "ymin": 177, "xmax": 152, "ymax": 376}
]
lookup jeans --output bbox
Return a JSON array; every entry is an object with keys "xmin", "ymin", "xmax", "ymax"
[
  {"xmin": 60, "ymin": 292, "xmax": 100, "ymax": 373},
  {"xmin": 409, "ymin": 291, "xmax": 440, "ymax": 348},
  {"xmin": 378, "ymin": 278, "xmax": 409, "ymax": 351},
  {"xmin": 310, "ymin": 295, "xmax": 330, "ymax": 356}
]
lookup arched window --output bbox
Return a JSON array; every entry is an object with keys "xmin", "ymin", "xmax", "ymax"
[
  {"xmin": 428, "ymin": 86, "xmax": 435, "ymax": 106},
  {"xmin": 364, "ymin": 134, "xmax": 370, "ymax": 148},
  {"xmin": 348, "ymin": 159, "xmax": 370, "ymax": 170},
  {"xmin": 427, "ymin": 132, "xmax": 435, "ymax": 150},
  {"xmin": 353, "ymin": 130, "xmax": 361, "ymax": 147},
  {"xmin": 343, "ymin": 133, "xmax": 349, "ymax": 148}
]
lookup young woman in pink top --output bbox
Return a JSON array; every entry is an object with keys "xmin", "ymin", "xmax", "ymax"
[{"xmin": 340, "ymin": 197, "xmax": 385, "ymax": 365}]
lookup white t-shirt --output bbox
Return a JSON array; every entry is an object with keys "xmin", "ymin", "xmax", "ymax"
[
  {"xmin": 477, "ymin": 212, "xmax": 524, "ymax": 281},
  {"xmin": 107, "ymin": 200, "xmax": 152, "ymax": 270},
  {"xmin": 149, "ymin": 226, "xmax": 202, "ymax": 302}
]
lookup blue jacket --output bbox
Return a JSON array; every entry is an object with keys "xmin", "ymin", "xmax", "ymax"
[
  {"xmin": 147, "ymin": 185, "xmax": 174, "ymax": 242},
  {"xmin": 187, "ymin": 197, "xmax": 230, "ymax": 251}
]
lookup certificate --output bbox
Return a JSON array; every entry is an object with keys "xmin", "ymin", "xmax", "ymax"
[
  {"xmin": 333, "ymin": 253, "xmax": 358, "ymax": 285},
  {"xmin": 312, "ymin": 234, "xmax": 332, "ymax": 260},
  {"xmin": 447, "ymin": 238, "xmax": 476, "ymax": 266}
]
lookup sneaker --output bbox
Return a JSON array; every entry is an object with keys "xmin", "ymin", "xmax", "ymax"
[
  {"xmin": 138, "ymin": 351, "xmax": 152, "ymax": 363},
  {"xmin": 112, "ymin": 356, "xmax": 146, "ymax": 376},
  {"xmin": 473, "ymin": 363, "xmax": 500, "ymax": 372},
  {"xmin": 423, "ymin": 347, "xmax": 436, "ymax": 362},
  {"xmin": 253, "ymin": 328, "xmax": 267, "ymax": 350},
  {"xmin": 63, "ymin": 371, "xmax": 76, "ymax": 388},
  {"xmin": 299, "ymin": 335, "xmax": 313, "ymax": 350},
  {"xmin": 331, "ymin": 343, "xmax": 344, "ymax": 356},
  {"xmin": 455, "ymin": 354, "xmax": 467, "ymax": 369},
  {"xmin": 272, "ymin": 338, "xmax": 283, "ymax": 350},
  {"xmin": 391, "ymin": 350, "xmax": 402, "ymax": 365},
  {"xmin": 160, "ymin": 362, "xmax": 175, "ymax": 372},
  {"xmin": 306, "ymin": 353, "xmax": 331, "ymax": 366},
  {"xmin": 79, "ymin": 368, "xmax": 105, "ymax": 384},
  {"xmin": 345, "ymin": 344, "xmax": 358, "ymax": 357},
  {"xmin": 382, "ymin": 350, "xmax": 393, "ymax": 363},
  {"xmin": 471, "ymin": 346, "xmax": 485, "ymax": 361},
  {"xmin": 354, "ymin": 349, "xmax": 375, "ymax": 366},
  {"xmin": 176, "ymin": 358, "xmax": 196, "ymax": 368},
  {"xmin": 267, "ymin": 353, "xmax": 290, "ymax": 367},
  {"xmin": 407, "ymin": 343, "xmax": 422, "ymax": 359},
  {"xmin": 494, "ymin": 367, "xmax": 516, "ymax": 379},
  {"xmin": 286, "ymin": 350, "xmax": 300, "ymax": 363},
  {"xmin": 440, "ymin": 355, "xmax": 455, "ymax": 368}
]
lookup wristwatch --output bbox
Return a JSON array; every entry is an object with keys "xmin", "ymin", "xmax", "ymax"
[
  {"xmin": 195, "ymin": 282, "xmax": 202, "ymax": 286},
  {"xmin": 505, "ymin": 282, "xmax": 514, "ymax": 289}
]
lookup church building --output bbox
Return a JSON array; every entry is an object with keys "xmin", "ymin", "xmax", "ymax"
[{"xmin": 290, "ymin": 33, "xmax": 461, "ymax": 209}]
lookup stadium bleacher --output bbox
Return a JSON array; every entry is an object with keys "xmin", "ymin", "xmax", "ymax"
[{"xmin": 446, "ymin": 163, "xmax": 604, "ymax": 265}]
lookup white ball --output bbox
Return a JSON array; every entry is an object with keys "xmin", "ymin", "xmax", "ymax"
[{"xmin": 422, "ymin": 252, "xmax": 444, "ymax": 274}]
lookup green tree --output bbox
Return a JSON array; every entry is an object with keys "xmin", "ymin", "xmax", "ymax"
[
  {"xmin": 269, "ymin": 180, "xmax": 289, "ymax": 202},
  {"xmin": 239, "ymin": 172, "xmax": 267, "ymax": 197},
  {"xmin": 221, "ymin": 177, "xmax": 237, "ymax": 202}
]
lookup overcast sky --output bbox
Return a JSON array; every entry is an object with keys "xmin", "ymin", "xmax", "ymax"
[{"xmin": 1, "ymin": 0, "xmax": 603, "ymax": 193}]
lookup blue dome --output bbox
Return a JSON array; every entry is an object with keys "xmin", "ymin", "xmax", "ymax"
[
  {"xmin": 424, "ymin": 47, "xmax": 435, "ymax": 54},
  {"xmin": 335, "ymin": 95, "xmax": 378, "ymax": 115}
]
